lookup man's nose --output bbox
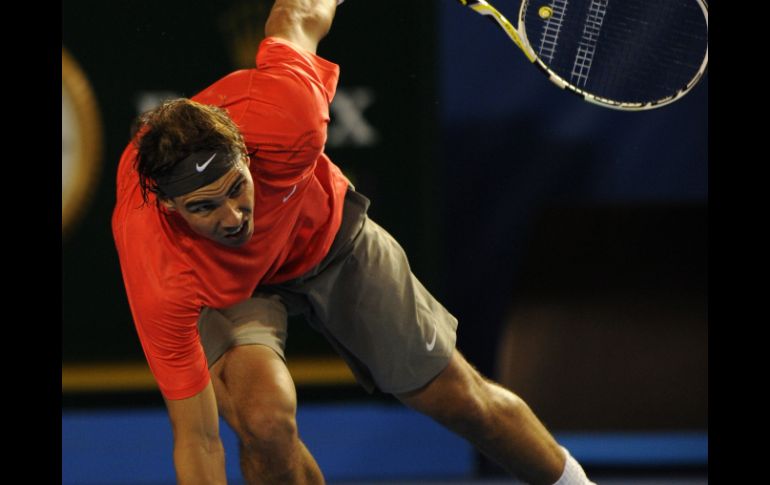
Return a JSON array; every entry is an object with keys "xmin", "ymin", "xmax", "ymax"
[{"xmin": 221, "ymin": 200, "xmax": 243, "ymax": 231}]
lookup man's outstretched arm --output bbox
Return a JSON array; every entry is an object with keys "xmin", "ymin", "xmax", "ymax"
[
  {"xmin": 265, "ymin": 0, "xmax": 338, "ymax": 54},
  {"xmin": 165, "ymin": 381, "xmax": 226, "ymax": 485}
]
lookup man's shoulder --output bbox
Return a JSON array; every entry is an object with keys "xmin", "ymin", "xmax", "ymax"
[
  {"xmin": 114, "ymin": 211, "xmax": 193, "ymax": 281},
  {"xmin": 118, "ymin": 239, "xmax": 200, "ymax": 317},
  {"xmin": 192, "ymin": 69, "xmax": 255, "ymax": 108}
]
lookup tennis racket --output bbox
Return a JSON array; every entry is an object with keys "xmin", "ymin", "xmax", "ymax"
[{"xmin": 456, "ymin": 0, "xmax": 708, "ymax": 110}]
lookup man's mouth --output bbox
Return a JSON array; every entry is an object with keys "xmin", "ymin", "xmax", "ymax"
[{"xmin": 224, "ymin": 220, "xmax": 248, "ymax": 239}]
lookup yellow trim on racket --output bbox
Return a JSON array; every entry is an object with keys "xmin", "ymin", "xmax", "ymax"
[{"xmin": 460, "ymin": 0, "xmax": 537, "ymax": 63}]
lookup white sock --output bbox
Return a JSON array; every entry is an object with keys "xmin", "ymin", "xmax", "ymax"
[{"xmin": 552, "ymin": 447, "xmax": 596, "ymax": 485}]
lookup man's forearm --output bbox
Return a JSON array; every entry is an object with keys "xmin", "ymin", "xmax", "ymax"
[
  {"xmin": 173, "ymin": 437, "xmax": 227, "ymax": 485},
  {"xmin": 165, "ymin": 381, "xmax": 226, "ymax": 484},
  {"xmin": 265, "ymin": 0, "xmax": 338, "ymax": 53}
]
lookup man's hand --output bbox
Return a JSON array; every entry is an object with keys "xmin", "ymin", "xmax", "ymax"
[{"xmin": 265, "ymin": 0, "xmax": 338, "ymax": 53}]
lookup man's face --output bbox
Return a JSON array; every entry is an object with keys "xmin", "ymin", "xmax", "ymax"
[{"xmin": 162, "ymin": 159, "xmax": 255, "ymax": 247}]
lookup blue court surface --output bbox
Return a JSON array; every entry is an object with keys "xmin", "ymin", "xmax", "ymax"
[{"xmin": 62, "ymin": 403, "xmax": 707, "ymax": 484}]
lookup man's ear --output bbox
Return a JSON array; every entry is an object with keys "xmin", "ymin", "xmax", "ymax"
[{"xmin": 160, "ymin": 197, "xmax": 177, "ymax": 212}]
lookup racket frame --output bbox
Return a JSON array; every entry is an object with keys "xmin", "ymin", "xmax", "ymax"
[{"xmin": 459, "ymin": 0, "xmax": 709, "ymax": 111}]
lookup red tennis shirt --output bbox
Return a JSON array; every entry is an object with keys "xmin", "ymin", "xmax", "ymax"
[{"xmin": 112, "ymin": 37, "xmax": 350, "ymax": 400}]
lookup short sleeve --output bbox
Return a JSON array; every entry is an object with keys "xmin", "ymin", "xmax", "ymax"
[
  {"xmin": 115, "ymin": 227, "xmax": 211, "ymax": 400},
  {"xmin": 256, "ymin": 37, "xmax": 339, "ymax": 103},
  {"xmin": 241, "ymin": 37, "xmax": 341, "ymax": 187},
  {"xmin": 134, "ymin": 296, "xmax": 211, "ymax": 400}
]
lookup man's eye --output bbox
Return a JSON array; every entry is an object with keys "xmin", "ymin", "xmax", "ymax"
[
  {"xmin": 190, "ymin": 205, "xmax": 214, "ymax": 213},
  {"xmin": 230, "ymin": 182, "xmax": 244, "ymax": 197}
]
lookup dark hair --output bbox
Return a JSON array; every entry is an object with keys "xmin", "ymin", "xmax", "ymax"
[{"xmin": 131, "ymin": 98, "xmax": 247, "ymax": 205}]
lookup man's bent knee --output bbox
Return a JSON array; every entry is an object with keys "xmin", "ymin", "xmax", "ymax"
[{"xmin": 234, "ymin": 406, "xmax": 302, "ymax": 471}]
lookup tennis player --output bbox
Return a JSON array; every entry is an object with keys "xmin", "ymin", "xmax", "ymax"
[{"xmin": 112, "ymin": 1, "xmax": 594, "ymax": 483}]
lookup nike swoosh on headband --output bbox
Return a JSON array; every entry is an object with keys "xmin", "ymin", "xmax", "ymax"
[{"xmin": 196, "ymin": 153, "xmax": 217, "ymax": 172}]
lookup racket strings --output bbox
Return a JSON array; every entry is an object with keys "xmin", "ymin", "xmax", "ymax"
[
  {"xmin": 536, "ymin": 0, "xmax": 569, "ymax": 64},
  {"xmin": 597, "ymin": 5, "xmax": 704, "ymax": 99},
  {"xmin": 523, "ymin": 0, "xmax": 708, "ymax": 104},
  {"xmin": 569, "ymin": 0, "xmax": 609, "ymax": 87}
]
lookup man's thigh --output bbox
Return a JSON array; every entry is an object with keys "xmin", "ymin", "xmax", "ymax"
[
  {"xmin": 281, "ymin": 216, "xmax": 459, "ymax": 395},
  {"xmin": 198, "ymin": 293, "xmax": 288, "ymax": 370},
  {"xmin": 200, "ymin": 293, "xmax": 293, "ymax": 426}
]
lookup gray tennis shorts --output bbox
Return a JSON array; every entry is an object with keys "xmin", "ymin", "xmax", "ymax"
[{"xmin": 197, "ymin": 187, "xmax": 458, "ymax": 395}]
